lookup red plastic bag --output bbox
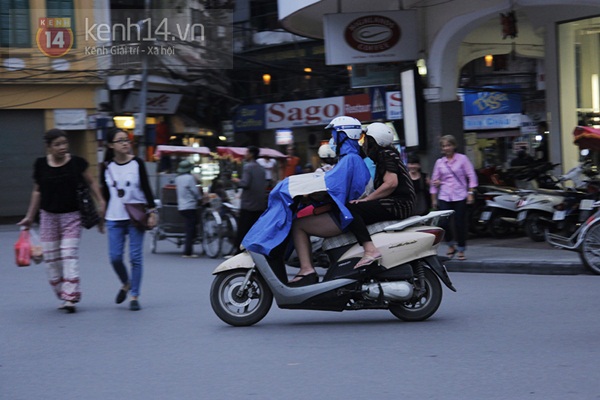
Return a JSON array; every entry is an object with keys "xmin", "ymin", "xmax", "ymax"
[{"xmin": 15, "ymin": 229, "xmax": 31, "ymax": 267}]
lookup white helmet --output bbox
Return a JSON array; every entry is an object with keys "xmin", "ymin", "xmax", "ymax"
[
  {"xmin": 325, "ymin": 116, "xmax": 363, "ymax": 140},
  {"xmin": 318, "ymin": 144, "xmax": 336, "ymax": 159},
  {"xmin": 365, "ymin": 122, "xmax": 394, "ymax": 147}
]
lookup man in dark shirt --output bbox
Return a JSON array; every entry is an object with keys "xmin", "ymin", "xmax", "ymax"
[
  {"xmin": 511, "ymin": 147, "xmax": 534, "ymax": 167},
  {"xmin": 231, "ymin": 146, "xmax": 267, "ymax": 254}
]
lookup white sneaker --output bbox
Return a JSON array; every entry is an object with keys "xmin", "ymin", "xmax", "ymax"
[{"xmin": 60, "ymin": 301, "xmax": 76, "ymax": 313}]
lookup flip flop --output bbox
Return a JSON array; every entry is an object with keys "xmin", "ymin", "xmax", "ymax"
[
  {"xmin": 288, "ymin": 272, "xmax": 318, "ymax": 287},
  {"xmin": 446, "ymin": 247, "xmax": 457, "ymax": 258},
  {"xmin": 457, "ymin": 252, "xmax": 466, "ymax": 261},
  {"xmin": 354, "ymin": 254, "xmax": 382, "ymax": 269}
]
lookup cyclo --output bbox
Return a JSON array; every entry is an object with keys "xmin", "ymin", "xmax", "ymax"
[
  {"xmin": 151, "ymin": 145, "xmax": 222, "ymax": 257},
  {"xmin": 546, "ymin": 126, "xmax": 600, "ymax": 274}
]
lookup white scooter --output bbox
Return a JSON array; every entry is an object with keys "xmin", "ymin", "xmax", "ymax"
[
  {"xmin": 479, "ymin": 186, "xmax": 530, "ymax": 237},
  {"xmin": 517, "ymin": 161, "xmax": 594, "ymax": 242},
  {"xmin": 209, "ymin": 210, "xmax": 456, "ymax": 326}
]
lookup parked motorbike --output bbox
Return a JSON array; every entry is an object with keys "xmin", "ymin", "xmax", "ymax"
[
  {"xmin": 479, "ymin": 187, "xmax": 530, "ymax": 237},
  {"xmin": 518, "ymin": 161, "xmax": 598, "ymax": 242},
  {"xmin": 209, "ymin": 210, "xmax": 456, "ymax": 326},
  {"xmin": 471, "ymin": 162, "xmax": 560, "ymax": 238}
]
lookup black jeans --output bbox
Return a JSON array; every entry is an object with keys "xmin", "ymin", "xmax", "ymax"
[
  {"xmin": 346, "ymin": 201, "xmax": 397, "ymax": 245},
  {"xmin": 179, "ymin": 209, "xmax": 198, "ymax": 256},
  {"xmin": 437, "ymin": 199, "xmax": 468, "ymax": 251}
]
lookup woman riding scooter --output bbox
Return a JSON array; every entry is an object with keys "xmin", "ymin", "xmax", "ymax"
[{"xmin": 241, "ymin": 116, "xmax": 371, "ymax": 286}]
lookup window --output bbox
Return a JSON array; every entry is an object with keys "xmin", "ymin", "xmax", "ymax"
[
  {"xmin": 0, "ymin": 0, "xmax": 31, "ymax": 48},
  {"xmin": 46, "ymin": 0, "xmax": 75, "ymax": 46}
]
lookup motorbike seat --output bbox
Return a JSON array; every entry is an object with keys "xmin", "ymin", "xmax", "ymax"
[{"xmin": 322, "ymin": 220, "xmax": 403, "ymax": 251}]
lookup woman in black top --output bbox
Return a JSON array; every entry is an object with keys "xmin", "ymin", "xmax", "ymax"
[
  {"xmin": 18, "ymin": 129, "xmax": 105, "ymax": 313},
  {"xmin": 407, "ymin": 154, "xmax": 431, "ymax": 216},
  {"xmin": 348, "ymin": 123, "xmax": 416, "ymax": 269}
]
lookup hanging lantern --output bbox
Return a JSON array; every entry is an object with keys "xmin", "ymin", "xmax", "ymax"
[
  {"xmin": 500, "ymin": 11, "xmax": 518, "ymax": 39},
  {"xmin": 484, "ymin": 54, "xmax": 494, "ymax": 67}
]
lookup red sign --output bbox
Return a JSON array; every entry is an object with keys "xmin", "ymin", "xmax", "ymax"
[
  {"xmin": 344, "ymin": 94, "xmax": 372, "ymax": 121},
  {"xmin": 36, "ymin": 18, "xmax": 74, "ymax": 57}
]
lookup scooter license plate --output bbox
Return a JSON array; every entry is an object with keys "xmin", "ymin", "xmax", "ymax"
[
  {"xmin": 480, "ymin": 211, "xmax": 492, "ymax": 221},
  {"xmin": 553, "ymin": 210, "xmax": 566, "ymax": 221},
  {"xmin": 580, "ymin": 199, "xmax": 595, "ymax": 210},
  {"xmin": 517, "ymin": 211, "xmax": 527, "ymax": 222}
]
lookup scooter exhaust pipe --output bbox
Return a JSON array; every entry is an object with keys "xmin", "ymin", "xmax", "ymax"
[{"xmin": 362, "ymin": 281, "xmax": 414, "ymax": 301}]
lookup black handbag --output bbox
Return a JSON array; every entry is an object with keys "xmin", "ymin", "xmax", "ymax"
[
  {"xmin": 77, "ymin": 181, "xmax": 100, "ymax": 229},
  {"xmin": 72, "ymin": 161, "xmax": 100, "ymax": 229}
]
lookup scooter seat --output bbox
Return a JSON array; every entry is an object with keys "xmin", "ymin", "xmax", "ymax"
[{"xmin": 322, "ymin": 220, "xmax": 403, "ymax": 251}]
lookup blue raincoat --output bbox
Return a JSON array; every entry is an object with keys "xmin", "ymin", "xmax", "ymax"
[{"xmin": 242, "ymin": 138, "xmax": 370, "ymax": 256}]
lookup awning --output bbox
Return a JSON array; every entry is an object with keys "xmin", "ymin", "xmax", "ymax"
[
  {"xmin": 154, "ymin": 145, "xmax": 211, "ymax": 157},
  {"xmin": 573, "ymin": 126, "xmax": 600, "ymax": 151},
  {"xmin": 217, "ymin": 146, "xmax": 286, "ymax": 161}
]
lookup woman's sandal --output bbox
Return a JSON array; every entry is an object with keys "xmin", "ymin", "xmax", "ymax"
[
  {"xmin": 457, "ymin": 252, "xmax": 466, "ymax": 261},
  {"xmin": 446, "ymin": 247, "xmax": 457, "ymax": 258},
  {"xmin": 288, "ymin": 272, "xmax": 319, "ymax": 287},
  {"xmin": 354, "ymin": 254, "xmax": 382, "ymax": 269}
]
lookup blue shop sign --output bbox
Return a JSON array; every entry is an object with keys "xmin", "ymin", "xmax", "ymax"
[
  {"xmin": 462, "ymin": 87, "xmax": 521, "ymax": 116},
  {"xmin": 369, "ymin": 86, "xmax": 387, "ymax": 120},
  {"xmin": 233, "ymin": 105, "xmax": 265, "ymax": 132}
]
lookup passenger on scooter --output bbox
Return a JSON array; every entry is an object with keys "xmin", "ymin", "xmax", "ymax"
[
  {"xmin": 347, "ymin": 122, "xmax": 416, "ymax": 268},
  {"xmin": 289, "ymin": 122, "xmax": 415, "ymax": 284},
  {"xmin": 241, "ymin": 116, "xmax": 371, "ymax": 286},
  {"xmin": 315, "ymin": 144, "xmax": 337, "ymax": 173}
]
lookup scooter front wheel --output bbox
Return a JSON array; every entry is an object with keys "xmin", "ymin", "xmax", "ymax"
[
  {"xmin": 580, "ymin": 223, "xmax": 600, "ymax": 274},
  {"xmin": 389, "ymin": 267, "xmax": 442, "ymax": 322},
  {"xmin": 210, "ymin": 270, "xmax": 273, "ymax": 326}
]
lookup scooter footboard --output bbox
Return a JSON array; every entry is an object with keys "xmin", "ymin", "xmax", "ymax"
[{"xmin": 424, "ymin": 255, "xmax": 456, "ymax": 292}]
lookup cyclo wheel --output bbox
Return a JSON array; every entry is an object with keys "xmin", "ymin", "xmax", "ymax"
[
  {"xmin": 580, "ymin": 222, "xmax": 600, "ymax": 274},
  {"xmin": 202, "ymin": 210, "xmax": 221, "ymax": 258},
  {"xmin": 220, "ymin": 213, "xmax": 238, "ymax": 257},
  {"xmin": 389, "ymin": 267, "xmax": 443, "ymax": 322},
  {"xmin": 210, "ymin": 269, "xmax": 273, "ymax": 326}
]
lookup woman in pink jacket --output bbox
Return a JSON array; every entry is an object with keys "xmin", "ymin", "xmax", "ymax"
[{"xmin": 430, "ymin": 135, "xmax": 478, "ymax": 261}]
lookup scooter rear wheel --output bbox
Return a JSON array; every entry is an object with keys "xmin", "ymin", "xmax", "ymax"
[
  {"xmin": 524, "ymin": 212, "xmax": 547, "ymax": 242},
  {"xmin": 389, "ymin": 268, "xmax": 442, "ymax": 322},
  {"xmin": 210, "ymin": 270, "xmax": 273, "ymax": 326},
  {"xmin": 580, "ymin": 223, "xmax": 600, "ymax": 275}
]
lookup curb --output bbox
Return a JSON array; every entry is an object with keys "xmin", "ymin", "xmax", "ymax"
[{"xmin": 443, "ymin": 258, "xmax": 590, "ymax": 275}]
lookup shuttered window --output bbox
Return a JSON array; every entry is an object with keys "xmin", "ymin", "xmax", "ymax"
[{"xmin": 0, "ymin": 0, "xmax": 31, "ymax": 48}]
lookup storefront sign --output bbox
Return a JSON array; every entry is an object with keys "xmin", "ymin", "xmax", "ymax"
[
  {"xmin": 386, "ymin": 91, "xmax": 403, "ymax": 120},
  {"xmin": 324, "ymin": 11, "xmax": 418, "ymax": 65},
  {"xmin": 233, "ymin": 105, "xmax": 265, "ymax": 132},
  {"xmin": 123, "ymin": 91, "xmax": 182, "ymax": 114},
  {"xmin": 462, "ymin": 88, "xmax": 521, "ymax": 116},
  {"xmin": 54, "ymin": 109, "xmax": 88, "ymax": 130},
  {"xmin": 350, "ymin": 63, "xmax": 401, "ymax": 88},
  {"xmin": 266, "ymin": 97, "xmax": 344, "ymax": 129},
  {"xmin": 344, "ymin": 94, "xmax": 372, "ymax": 122},
  {"xmin": 464, "ymin": 113, "xmax": 522, "ymax": 130}
]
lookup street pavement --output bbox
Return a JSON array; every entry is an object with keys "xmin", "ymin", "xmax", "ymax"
[{"xmin": 1, "ymin": 224, "xmax": 597, "ymax": 399}]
